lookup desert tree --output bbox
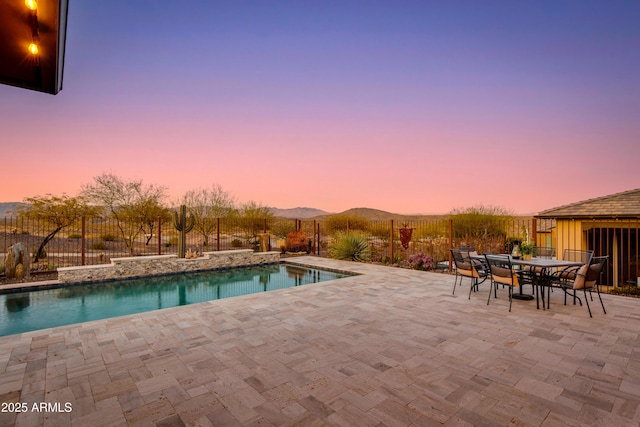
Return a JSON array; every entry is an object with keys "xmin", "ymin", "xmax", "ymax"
[
  {"xmin": 81, "ymin": 173, "xmax": 168, "ymax": 255},
  {"xmin": 180, "ymin": 184, "xmax": 237, "ymax": 248},
  {"xmin": 138, "ymin": 196, "xmax": 172, "ymax": 245},
  {"xmin": 239, "ymin": 200, "xmax": 274, "ymax": 245},
  {"xmin": 17, "ymin": 194, "xmax": 99, "ymax": 262}
]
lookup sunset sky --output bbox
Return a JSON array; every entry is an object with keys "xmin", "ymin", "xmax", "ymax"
[{"xmin": 1, "ymin": 1, "xmax": 639, "ymax": 214}]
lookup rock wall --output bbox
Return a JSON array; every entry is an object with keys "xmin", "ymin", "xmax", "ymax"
[{"xmin": 57, "ymin": 250, "xmax": 280, "ymax": 284}]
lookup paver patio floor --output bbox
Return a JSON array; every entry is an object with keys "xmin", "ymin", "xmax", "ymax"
[{"xmin": 1, "ymin": 257, "xmax": 639, "ymax": 426}]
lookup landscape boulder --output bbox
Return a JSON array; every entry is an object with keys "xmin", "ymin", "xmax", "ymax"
[{"xmin": 5, "ymin": 243, "xmax": 30, "ymax": 279}]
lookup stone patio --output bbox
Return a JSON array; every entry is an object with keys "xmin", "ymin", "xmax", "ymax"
[{"xmin": 1, "ymin": 257, "xmax": 639, "ymax": 426}]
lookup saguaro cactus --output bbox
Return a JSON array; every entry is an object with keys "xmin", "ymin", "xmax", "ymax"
[{"xmin": 173, "ymin": 205, "xmax": 194, "ymax": 258}]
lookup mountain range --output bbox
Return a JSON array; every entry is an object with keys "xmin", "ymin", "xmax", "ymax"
[
  {"xmin": 269, "ymin": 206, "xmax": 449, "ymax": 221},
  {"xmin": 0, "ymin": 202, "xmax": 449, "ymax": 220},
  {"xmin": 268, "ymin": 207, "xmax": 330, "ymax": 219},
  {"xmin": 0, "ymin": 202, "xmax": 24, "ymax": 216}
]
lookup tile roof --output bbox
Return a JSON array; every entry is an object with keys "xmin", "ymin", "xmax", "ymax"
[{"xmin": 536, "ymin": 188, "xmax": 640, "ymax": 219}]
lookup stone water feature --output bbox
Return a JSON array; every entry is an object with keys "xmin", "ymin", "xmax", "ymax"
[{"xmin": 57, "ymin": 249, "xmax": 280, "ymax": 284}]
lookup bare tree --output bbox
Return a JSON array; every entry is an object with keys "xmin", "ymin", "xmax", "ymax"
[
  {"xmin": 181, "ymin": 184, "xmax": 237, "ymax": 248},
  {"xmin": 81, "ymin": 173, "xmax": 168, "ymax": 255},
  {"xmin": 17, "ymin": 194, "xmax": 98, "ymax": 262}
]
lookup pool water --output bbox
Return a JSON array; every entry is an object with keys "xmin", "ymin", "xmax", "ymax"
[{"xmin": 0, "ymin": 263, "xmax": 349, "ymax": 337}]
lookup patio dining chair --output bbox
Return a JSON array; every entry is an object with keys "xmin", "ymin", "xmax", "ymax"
[
  {"xmin": 450, "ymin": 249, "xmax": 488, "ymax": 299},
  {"xmin": 553, "ymin": 249, "xmax": 594, "ymax": 282},
  {"xmin": 458, "ymin": 243, "xmax": 476, "ymax": 252},
  {"xmin": 563, "ymin": 249, "xmax": 593, "ymax": 263},
  {"xmin": 558, "ymin": 256, "xmax": 608, "ymax": 317},
  {"xmin": 484, "ymin": 254, "xmax": 520, "ymax": 312},
  {"xmin": 520, "ymin": 246, "xmax": 555, "ymax": 291}
]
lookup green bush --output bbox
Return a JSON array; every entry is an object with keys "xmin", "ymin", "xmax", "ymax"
[
  {"xmin": 329, "ymin": 231, "xmax": 371, "ymax": 262},
  {"xmin": 68, "ymin": 233, "xmax": 82, "ymax": 239},
  {"xmin": 231, "ymin": 238, "xmax": 243, "ymax": 248},
  {"xmin": 90, "ymin": 241, "xmax": 107, "ymax": 250}
]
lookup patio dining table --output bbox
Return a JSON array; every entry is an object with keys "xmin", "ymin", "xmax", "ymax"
[
  {"xmin": 511, "ymin": 257, "xmax": 585, "ymax": 309},
  {"xmin": 471, "ymin": 254, "xmax": 585, "ymax": 309}
]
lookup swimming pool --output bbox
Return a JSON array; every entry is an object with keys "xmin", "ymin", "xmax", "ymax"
[{"xmin": 0, "ymin": 263, "xmax": 350, "ymax": 336}]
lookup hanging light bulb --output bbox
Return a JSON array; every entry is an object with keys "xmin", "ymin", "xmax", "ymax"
[
  {"xmin": 28, "ymin": 43, "xmax": 39, "ymax": 55},
  {"xmin": 25, "ymin": 0, "xmax": 38, "ymax": 11}
]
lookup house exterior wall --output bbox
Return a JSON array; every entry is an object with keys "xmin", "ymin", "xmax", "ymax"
[
  {"xmin": 545, "ymin": 218, "xmax": 640, "ymax": 287},
  {"xmin": 554, "ymin": 219, "xmax": 586, "ymax": 260}
]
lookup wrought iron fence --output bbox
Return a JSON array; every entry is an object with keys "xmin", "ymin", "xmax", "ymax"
[{"xmin": 2, "ymin": 215, "xmax": 638, "ymax": 290}]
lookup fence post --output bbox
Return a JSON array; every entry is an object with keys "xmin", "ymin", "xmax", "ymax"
[
  {"xmin": 81, "ymin": 216, "xmax": 86, "ymax": 266},
  {"xmin": 390, "ymin": 219, "xmax": 394, "ymax": 262},
  {"xmin": 317, "ymin": 222, "xmax": 321, "ymax": 255},
  {"xmin": 313, "ymin": 220, "xmax": 316, "ymax": 254},
  {"xmin": 263, "ymin": 218, "xmax": 267, "ymax": 234},
  {"xmin": 531, "ymin": 217, "xmax": 537, "ymax": 245},
  {"xmin": 448, "ymin": 219, "xmax": 453, "ymax": 272},
  {"xmin": 157, "ymin": 216, "xmax": 162, "ymax": 255},
  {"xmin": 216, "ymin": 218, "xmax": 220, "ymax": 251}
]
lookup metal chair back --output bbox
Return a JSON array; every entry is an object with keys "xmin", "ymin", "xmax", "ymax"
[{"xmin": 562, "ymin": 249, "xmax": 593, "ymax": 264}]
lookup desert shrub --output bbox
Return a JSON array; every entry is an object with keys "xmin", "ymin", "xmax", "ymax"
[
  {"xmin": 407, "ymin": 253, "xmax": 436, "ymax": 270},
  {"xmin": 100, "ymin": 233, "xmax": 118, "ymax": 242},
  {"xmin": 286, "ymin": 231, "xmax": 309, "ymax": 252},
  {"xmin": 381, "ymin": 254, "xmax": 404, "ymax": 265},
  {"xmin": 324, "ymin": 214, "xmax": 370, "ymax": 234},
  {"xmin": 68, "ymin": 233, "xmax": 82, "ymax": 239},
  {"xmin": 90, "ymin": 241, "xmax": 107, "ymax": 250},
  {"xmin": 329, "ymin": 231, "xmax": 371, "ymax": 262},
  {"xmin": 609, "ymin": 286, "xmax": 640, "ymax": 297},
  {"xmin": 271, "ymin": 220, "xmax": 296, "ymax": 240},
  {"xmin": 231, "ymin": 238, "xmax": 243, "ymax": 248},
  {"xmin": 369, "ymin": 222, "xmax": 391, "ymax": 241},
  {"xmin": 163, "ymin": 236, "xmax": 178, "ymax": 247}
]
